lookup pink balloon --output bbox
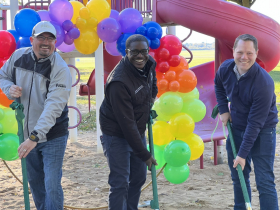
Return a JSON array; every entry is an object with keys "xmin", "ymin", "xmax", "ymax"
[
  {"xmin": 57, "ymin": 42, "xmax": 75, "ymax": 53},
  {"xmin": 105, "ymin": 41, "xmax": 121, "ymax": 56},
  {"xmin": 37, "ymin": 10, "xmax": 51, "ymax": 21}
]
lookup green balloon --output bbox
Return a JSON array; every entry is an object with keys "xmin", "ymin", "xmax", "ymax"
[
  {"xmin": 0, "ymin": 123, "xmax": 3, "ymax": 133},
  {"xmin": 147, "ymin": 144, "xmax": 165, "ymax": 170},
  {"xmin": 152, "ymin": 100, "xmax": 172, "ymax": 122},
  {"xmin": 0, "ymin": 133, "xmax": 19, "ymax": 161},
  {"xmin": 158, "ymin": 92, "xmax": 183, "ymax": 116},
  {"xmin": 164, "ymin": 164, "xmax": 190, "ymax": 184},
  {"xmin": 178, "ymin": 87, "xmax": 199, "ymax": 102},
  {"xmin": 0, "ymin": 108, "xmax": 4, "ymax": 121},
  {"xmin": 164, "ymin": 140, "xmax": 191, "ymax": 167},
  {"xmin": 181, "ymin": 99, "xmax": 206, "ymax": 122},
  {"xmin": 0, "ymin": 108, "xmax": 17, "ymax": 134}
]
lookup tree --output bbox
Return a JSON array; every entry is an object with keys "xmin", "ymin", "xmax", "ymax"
[{"xmin": 227, "ymin": 0, "xmax": 256, "ymax": 8}]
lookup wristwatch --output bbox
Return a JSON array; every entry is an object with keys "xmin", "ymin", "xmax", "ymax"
[{"xmin": 29, "ymin": 130, "xmax": 39, "ymax": 142}]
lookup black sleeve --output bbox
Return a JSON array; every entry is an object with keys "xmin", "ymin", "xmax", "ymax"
[
  {"xmin": 107, "ymin": 81, "xmax": 151, "ymax": 162},
  {"xmin": 152, "ymin": 67, "xmax": 158, "ymax": 99}
]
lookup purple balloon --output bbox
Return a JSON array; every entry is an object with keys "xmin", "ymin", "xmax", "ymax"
[
  {"xmin": 62, "ymin": 20, "xmax": 74, "ymax": 32},
  {"xmin": 118, "ymin": 8, "xmax": 143, "ymax": 34},
  {"xmin": 105, "ymin": 41, "xmax": 121, "ymax": 56},
  {"xmin": 37, "ymin": 10, "xmax": 51, "ymax": 21},
  {"xmin": 97, "ymin": 18, "xmax": 122, "ymax": 43},
  {"xmin": 49, "ymin": 0, "xmax": 73, "ymax": 25},
  {"xmin": 64, "ymin": 33, "xmax": 74, "ymax": 45},
  {"xmin": 110, "ymin": 10, "xmax": 119, "ymax": 21},
  {"xmin": 50, "ymin": 21, "xmax": 65, "ymax": 47},
  {"xmin": 57, "ymin": 42, "xmax": 75, "ymax": 53},
  {"xmin": 68, "ymin": 28, "xmax": 80, "ymax": 39}
]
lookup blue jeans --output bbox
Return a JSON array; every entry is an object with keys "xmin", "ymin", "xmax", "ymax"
[
  {"xmin": 26, "ymin": 134, "xmax": 68, "ymax": 210},
  {"xmin": 101, "ymin": 133, "xmax": 147, "ymax": 210},
  {"xmin": 226, "ymin": 127, "xmax": 278, "ymax": 210}
]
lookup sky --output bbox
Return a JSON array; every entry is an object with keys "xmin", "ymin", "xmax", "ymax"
[
  {"xmin": 1, "ymin": 0, "xmax": 280, "ymax": 43},
  {"xmin": 162, "ymin": 0, "xmax": 280, "ymax": 43}
]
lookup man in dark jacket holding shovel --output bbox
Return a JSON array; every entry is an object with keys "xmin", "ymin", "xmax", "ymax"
[
  {"xmin": 214, "ymin": 34, "xmax": 278, "ymax": 210},
  {"xmin": 99, "ymin": 34, "xmax": 158, "ymax": 210}
]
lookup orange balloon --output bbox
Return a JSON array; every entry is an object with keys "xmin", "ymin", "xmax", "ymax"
[
  {"xmin": 156, "ymin": 71, "xmax": 165, "ymax": 80},
  {"xmin": 165, "ymin": 70, "xmax": 176, "ymax": 81},
  {"xmin": 170, "ymin": 56, "xmax": 189, "ymax": 71},
  {"xmin": 0, "ymin": 89, "xmax": 14, "ymax": 107},
  {"xmin": 177, "ymin": 70, "xmax": 197, "ymax": 93},
  {"xmin": 157, "ymin": 89, "xmax": 166, "ymax": 98},
  {"xmin": 169, "ymin": 80, "xmax": 180, "ymax": 92},
  {"xmin": 157, "ymin": 79, "xmax": 169, "ymax": 91}
]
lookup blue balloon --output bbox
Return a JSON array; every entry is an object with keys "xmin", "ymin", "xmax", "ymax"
[
  {"xmin": 143, "ymin": 21, "xmax": 162, "ymax": 39},
  {"xmin": 14, "ymin": 8, "xmax": 41, "ymax": 37},
  {"xmin": 16, "ymin": 37, "xmax": 32, "ymax": 49},
  {"xmin": 135, "ymin": 26, "xmax": 147, "ymax": 36},
  {"xmin": 144, "ymin": 36, "xmax": 151, "ymax": 46},
  {"xmin": 116, "ymin": 33, "xmax": 134, "ymax": 56},
  {"xmin": 150, "ymin": 38, "xmax": 160, "ymax": 49},
  {"xmin": 7, "ymin": 30, "xmax": 20, "ymax": 43},
  {"xmin": 147, "ymin": 27, "xmax": 159, "ymax": 40}
]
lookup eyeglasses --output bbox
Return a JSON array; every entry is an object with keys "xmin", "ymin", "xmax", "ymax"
[
  {"xmin": 35, "ymin": 36, "xmax": 56, "ymax": 42},
  {"xmin": 127, "ymin": 49, "xmax": 149, "ymax": 56}
]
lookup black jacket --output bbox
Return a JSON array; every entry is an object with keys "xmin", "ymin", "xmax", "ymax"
[{"xmin": 99, "ymin": 55, "xmax": 158, "ymax": 161}]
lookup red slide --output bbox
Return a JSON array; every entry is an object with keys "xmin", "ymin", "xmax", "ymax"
[{"xmin": 153, "ymin": 0, "xmax": 280, "ymax": 166}]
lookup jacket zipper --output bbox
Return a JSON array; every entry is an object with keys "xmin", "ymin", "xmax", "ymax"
[{"xmin": 26, "ymin": 62, "xmax": 36, "ymax": 136}]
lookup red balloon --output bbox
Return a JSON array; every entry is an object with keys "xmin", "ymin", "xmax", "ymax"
[
  {"xmin": 168, "ymin": 55, "xmax": 181, "ymax": 67},
  {"xmin": 0, "ymin": 89, "xmax": 14, "ymax": 107},
  {"xmin": 161, "ymin": 35, "xmax": 182, "ymax": 56},
  {"xmin": 176, "ymin": 70, "xmax": 197, "ymax": 93},
  {"xmin": 0, "ymin": 31, "xmax": 16, "ymax": 58},
  {"xmin": 169, "ymin": 80, "xmax": 180, "ymax": 92},
  {"xmin": 0, "ymin": 58, "xmax": 7, "ymax": 68},
  {"xmin": 157, "ymin": 79, "xmax": 169, "ymax": 91},
  {"xmin": 157, "ymin": 61, "xmax": 170, "ymax": 73},
  {"xmin": 149, "ymin": 51, "xmax": 156, "ymax": 60},
  {"xmin": 158, "ymin": 48, "xmax": 170, "ymax": 61},
  {"xmin": 165, "ymin": 70, "xmax": 176, "ymax": 81},
  {"xmin": 170, "ymin": 56, "xmax": 189, "ymax": 72}
]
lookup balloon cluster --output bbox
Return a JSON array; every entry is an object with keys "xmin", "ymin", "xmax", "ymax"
[
  {"xmin": 146, "ymin": 34, "xmax": 207, "ymax": 184},
  {"xmin": 0, "ymin": 105, "xmax": 19, "ymax": 161},
  {"xmin": 100, "ymin": 8, "xmax": 162, "ymax": 57}
]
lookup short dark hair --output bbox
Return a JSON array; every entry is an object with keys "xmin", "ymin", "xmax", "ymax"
[
  {"xmin": 126, "ymin": 34, "xmax": 149, "ymax": 49},
  {"xmin": 233, "ymin": 34, "xmax": 258, "ymax": 52}
]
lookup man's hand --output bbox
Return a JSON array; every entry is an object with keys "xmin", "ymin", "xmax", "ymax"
[
  {"xmin": 145, "ymin": 156, "xmax": 158, "ymax": 171},
  {"xmin": 220, "ymin": 112, "xmax": 232, "ymax": 126},
  {"xmin": 9, "ymin": 85, "xmax": 22, "ymax": 98},
  {"xmin": 18, "ymin": 139, "xmax": 37, "ymax": 159},
  {"xmin": 233, "ymin": 156, "xmax": 246, "ymax": 171}
]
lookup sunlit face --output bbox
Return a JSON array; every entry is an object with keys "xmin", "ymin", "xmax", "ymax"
[
  {"xmin": 30, "ymin": 32, "xmax": 57, "ymax": 59},
  {"xmin": 233, "ymin": 40, "xmax": 258, "ymax": 73},
  {"xmin": 125, "ymin": 41, "xmax": 149, "ymax": 69}
]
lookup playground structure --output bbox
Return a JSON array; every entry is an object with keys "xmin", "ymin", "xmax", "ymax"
[{"xmin": 1, "ymin": 0, "xmax": 280, "ymax": 170}]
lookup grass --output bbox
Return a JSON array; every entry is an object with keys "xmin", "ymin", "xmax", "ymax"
[
  {"xmin": 74, "ymin": 50, "xmax": 280, "ymax": 133},
  {"xmin": 77, "ymin": 111, "xmax": 96, "ymax": 131}
]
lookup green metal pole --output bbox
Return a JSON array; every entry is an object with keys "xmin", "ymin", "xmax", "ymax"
[
  {"xmin": 148, "ymin": 111, "xmax": 160, "ymax": 210},
  {"xmin": 10, "ymin": 102, "xmax": 30, "ymax": 210}
]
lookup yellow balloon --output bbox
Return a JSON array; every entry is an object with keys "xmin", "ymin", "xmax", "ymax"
[
  {"xmin": 169, "ymin": 113, "xmax": 195, "ymax": 138},
  {"xmin": 87, "ymin": 17, "xmax": 98, "ymax": 29},
  {"xmin": 76, "ymin": 17, "xmax": 87, "ymax": 32},
  {"xmin": 74, "ymin": 30, "xmax": 99, "ymax": 54},
  {"xmin": 79, "ymin": 7, "xmax": 91, "ymax": 20},
  {"xmin": 70, "ymin": 1, "xmax": 85, "ymax": 24},
  {"xmin": 86, "ymin": 0, "xmax": 111, "ymax": 22},
  {"xmin": 180, "ymin": 133, "xmax": 204, "ymax": 160},
  {"xmin": 83, "ymin": 0, "xmax": 88, "ymax": 6},
  {"xmin": 152, "ymin": 121, "xmax": 173, "ymax": 146},
  {"xmin": 106, "ymin": 0, "xmax": 111, "ymax": 7}
]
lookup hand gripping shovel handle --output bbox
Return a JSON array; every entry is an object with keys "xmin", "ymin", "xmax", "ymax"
[
  {"xmin": 10, "ymin": 101, "xmax": 30, "ymax": 210},
  {"xmin": 148, "ymin": 110, "xmax": 160, "ymax": 210},
  {"xmin": 212, "ymin": 105, "xmax": 252, "ymax": 210}
]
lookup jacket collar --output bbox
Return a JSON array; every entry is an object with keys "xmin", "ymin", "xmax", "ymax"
[{"xmin": 31, "ymin": 47, "xmax": 55, "ymax": 63}]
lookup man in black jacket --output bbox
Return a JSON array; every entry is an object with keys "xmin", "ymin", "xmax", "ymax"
[{"xmin": 99, "ymin": 34, "xmax": 158, "ymax": 210}]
